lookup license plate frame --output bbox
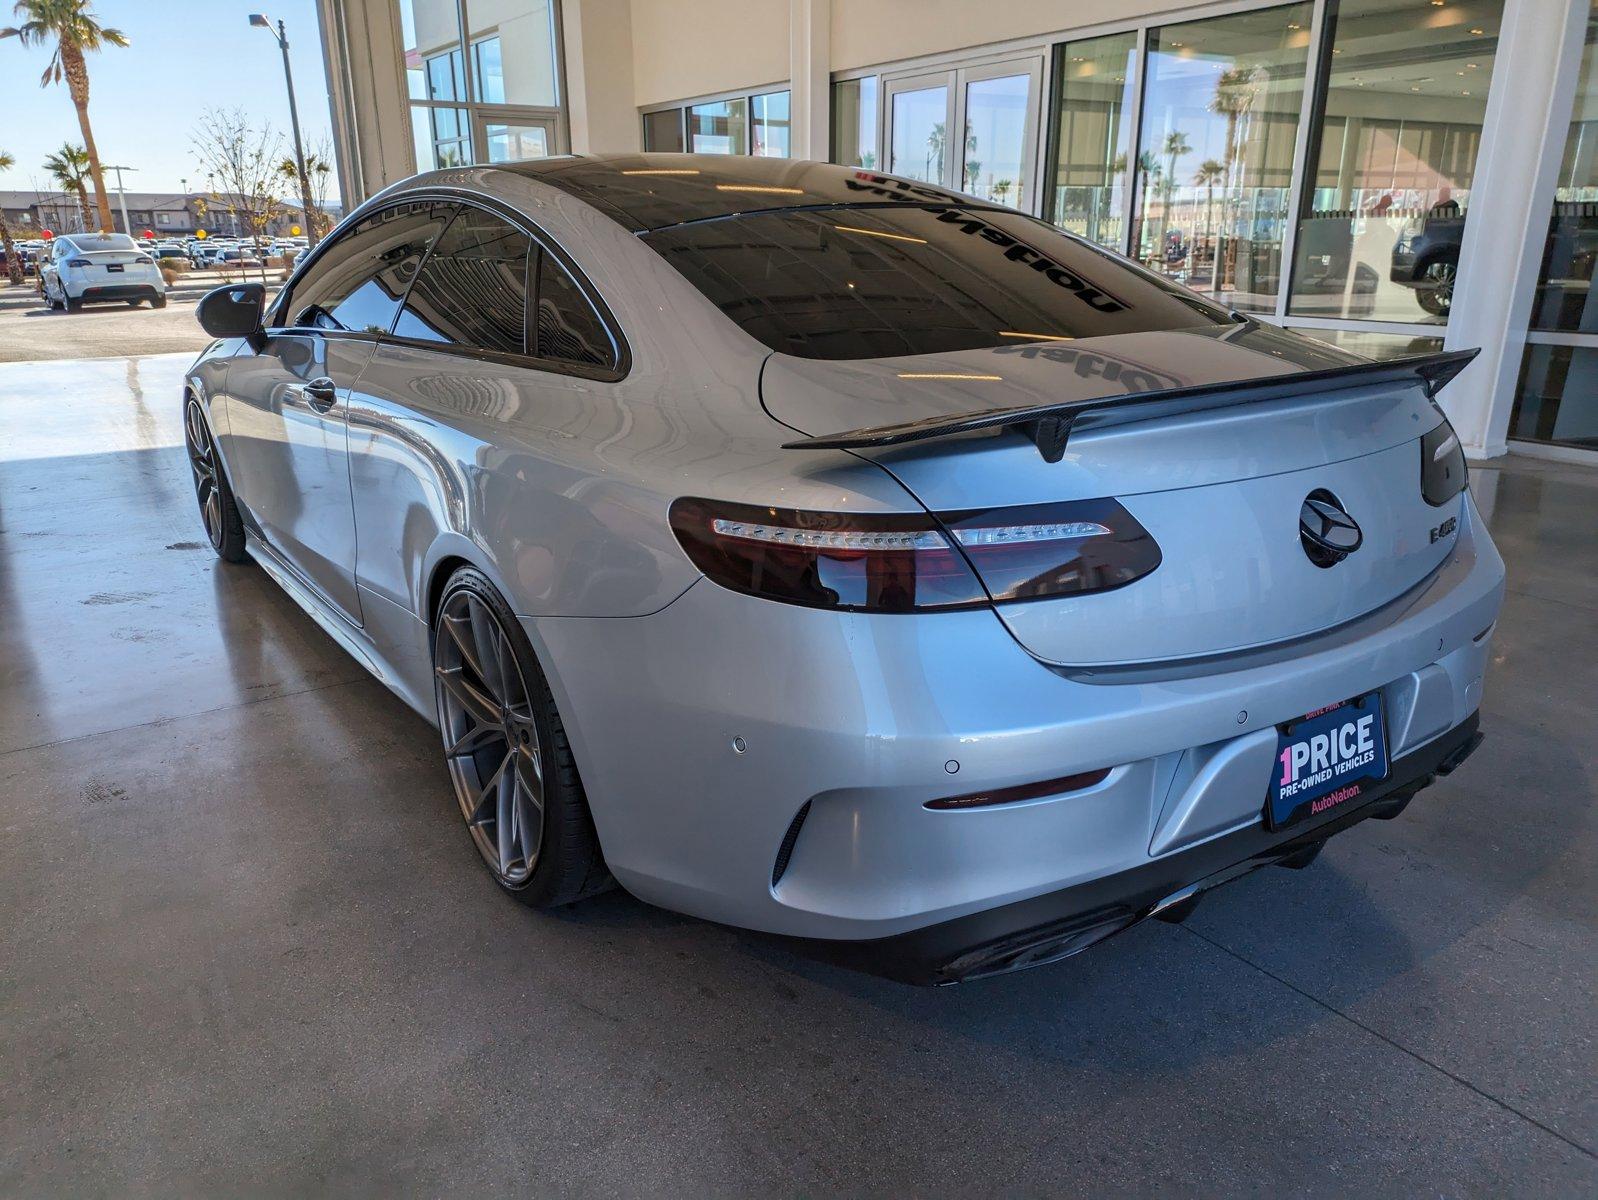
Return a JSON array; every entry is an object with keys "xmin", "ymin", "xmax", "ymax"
[
  {"xmin": 1265, "ymin": 691, "xmax": 1389, "ymax": 830},
  {"xmin": 106, "ymin": 263, "xmax": 125, "ymax": 273}
]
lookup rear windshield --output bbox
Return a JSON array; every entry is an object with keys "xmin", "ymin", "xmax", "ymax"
[
  {"xmin": 66, "ymin": 233, "xmax": 138, "ymax": 253},
  {"xmin": 641, "ymin": 205, "xmax": 1233, "ymax": 360}
]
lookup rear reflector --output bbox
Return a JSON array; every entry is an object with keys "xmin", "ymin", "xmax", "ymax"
[{"xmin": 925, "ymin": 767, "xmax": 1112, "ymax": 810}]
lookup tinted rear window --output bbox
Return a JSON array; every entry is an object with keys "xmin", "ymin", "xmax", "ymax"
[{"xmin": 641, "ymin": 205, "xmax": 1232, "ymax": 360}]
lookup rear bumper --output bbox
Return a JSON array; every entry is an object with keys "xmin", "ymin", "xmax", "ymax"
[
  {"xmin": 70, "ymin": 282, "xmax": 163, "ymax": 302},
  {"xmin": 792, "ymin": 712, "xmax": 1481, "ymax": 984},
  {"xmin": 529, "ymin": 492, "xmax": 1503, "ymax": 948}
]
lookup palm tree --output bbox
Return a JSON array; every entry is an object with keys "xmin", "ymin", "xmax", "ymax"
[
  {"xmin": 1158, "ymin": 130, "xmax": 1192, "ymax": 256},
  {"xmin": 44, "ymin": 143, "xmax": 92, "ymax": 232},
  {"xmin": 2, "ymin": 1, "xmax": 129, "ymax": 234},
  {"xmin": 1193, "ymin": 158, "xmax": 1226, "ymax": 289},
  {"xmin": 0, "ymin": 148, "xmax": 23, "ymax": 285},
  {"xmin": 277, "ymin": 152, "xmax": 333, "ymax": 236}
]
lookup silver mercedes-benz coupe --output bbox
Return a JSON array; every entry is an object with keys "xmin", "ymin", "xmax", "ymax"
[{"xmin": 185, "ymin": 154, "xmax": 1504, "ymax": 983}]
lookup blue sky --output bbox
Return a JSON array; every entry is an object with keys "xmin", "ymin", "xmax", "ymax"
[{"xmin": 1, "ymin": 0, "xmax": 338, "ymax": 199}]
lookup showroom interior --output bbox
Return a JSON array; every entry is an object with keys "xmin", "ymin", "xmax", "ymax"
[
  {"xmin": 319, "ymin": 0, "xmax": 1598, "ymax": 463},
  {"xmin": 4, "ymin": 0, "xmax": 1594, "ymax": 1194}
]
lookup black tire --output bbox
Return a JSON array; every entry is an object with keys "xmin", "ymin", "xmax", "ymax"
[
  {"xmin": 64, "ymin": 295, "xmax": 82, "ymax": 312},
  {"xmin": 433, "ymin": 566, "xmax": 611, "ymax": 908},
  {"xmin": 151, "ymin": 294, "xmax": 168, "ymax": 309},
  {"xmin": 126, "ymin": 298, "xmax": 142, "ymax": 307},
  {"xmin": 184, "ymin": 396, "xmax": 247, "ymax": 563}
]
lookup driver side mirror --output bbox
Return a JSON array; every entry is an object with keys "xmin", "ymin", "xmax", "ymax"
[{"xmin": 196, "ymin": 282, "xmax": 267, "ymax": 351}]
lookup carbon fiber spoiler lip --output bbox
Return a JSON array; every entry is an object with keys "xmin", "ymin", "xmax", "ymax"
[{"xmin": 781, "ymin": 346, "xmax": 1479, "ymax": 463}]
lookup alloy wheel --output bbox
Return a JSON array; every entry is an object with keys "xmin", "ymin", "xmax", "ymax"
[
  {"xmin": 184, "ymin": 399, "xmax": 226, "ymax": 551},
  {"xmin": 1423, "ymin": 260, "xmax": 1455, "ymax": 313},
  {"xmin": 433, "ymin": 590, "xmax": 546, "ymax": 886}
]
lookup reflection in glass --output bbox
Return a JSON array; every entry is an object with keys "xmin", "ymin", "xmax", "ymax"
[
  {"xmin": 486, "ymin": 123, "xmax": 551, "ymax": 162},
  {"xmin": 1290, "ymin": 326, "xmax": 1443, "ymax": 361},
  {"xmin": 1047, "ymin": 33, "xmax": 1136, "ymax": 249},
  {"xmin": 473, "ymin": 37, "xmax": 504, "ymax": 104},
  {"xmin": 752, "ymin": 91, "xmax": 791, "ymax": 158},
  {"xmin": 831, "ymin": 77, "xmax": 879, "ymax": 168},
  {"xmin": 690, "ymin": 98, "xmax": 748, "ymax": 154},
  {"xmin": 411, "ymin": 105, "xmax": 472, "ymax": 170},
  {"xmin": 467, "ymin": 0, "xmax": 558, "ymax": 107},
  {"xmin": 1134, "ymin": 4, "xmax": 1312, "ymax": 312},
  {"xmin": 890, "ymin": 86, "xmax": 948, "ymax": 185},
  {"xmin": 1531, "ymin": 8, "xmax": 1598, "ymax": 332},
  {"xmin": 1289, "ymin": 1, "xmax": 1503, "ymax": 325},
  {"xmin": 1511, "ymin": 345, "xmax": 1598, "ymax": 447},
  {"xmin": 962, "ymin": 74, "xmax": 1030, "ymax": 208},
  {"xmin": 643, "ymin": 108, "xmax": 684, "ymax": 152},
  {"xmin": 399, "ymin": 0, "xmax": 461, "ymax": 101},
  {"xmin": 393, "ymin": 207, "xmax": 531, "ymax": 354}
]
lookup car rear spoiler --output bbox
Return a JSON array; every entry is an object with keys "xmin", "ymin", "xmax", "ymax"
[{"xmin": 782, "ymin": 347, "xmax": 1479, "ymax": 463}]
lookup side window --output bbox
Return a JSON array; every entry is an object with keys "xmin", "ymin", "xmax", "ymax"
[
  {"xmin": 532, "ymin": 250, "xmax": 616, "ymax": 370},
  {"xmin": 280, "ymin": 201, "xmax": 451, "ymax": 334},
  {"xmin": 391, "ymin": 206, "xmax": 532, "ymax": 355}
]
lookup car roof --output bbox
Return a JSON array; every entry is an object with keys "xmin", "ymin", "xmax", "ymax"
[{"xmin": 488, "ymin": 153, "xmax": 995, "ymax": 233}]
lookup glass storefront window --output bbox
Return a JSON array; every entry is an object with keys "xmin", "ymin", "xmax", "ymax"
[
  {"xmin": 1289, "ymin": 0, "xmax": 1504, "ymax": 325},
  {"xmin": 1290, "ymin": 326, "xmax": 1444, "ymax": 360},
  {"xmin": 411, "ymin": 106, "xmax": 472, "ymax": 170},
  {"xmin": 690, "ymin": 98, "xmax": 748, "ymax": 154},
  {"xmin": 1047, "ymin": 32, "xmax": 1137, "ymax": 249},
  {"xmin": 1511, "ymin": 345, "xmax": 1598, "ymax": 447},
  {"xmin": 485, "ymin": 122, "xmax": 551, "ymax": 162},
  {"xmin": 399, "ymin": 0, "xmax": 460, "ymax": 101},
  {"xmin": 466, "ymin": 0, "xmax": 558, "ymax": 108},
  {"xmin": 643, "ymin": 108, "xmax": 684, "ymax": 152},
  {"xmin": 831, "ymin": 77, "xmax": 879, "ymax": 169},
  {"xmin": 1531, "ymin": 7, "xmax": 1598, "ymax": 331},
  {"xmin": 473, "ymin": 37, "xmax": 504, "ymax": 104},
  {"xmin": 962, "ymin": 74, "xmax": 1029, "ymax": 207},
  {"xmin": 890, "ymin": 85, "xmax": 948, "ymax": 184},
  {"xmin": 752, "ymin": 91, "xmax": 791, "ymax": 158},
  {"xmin": 1134, "ymin": 3, "xmax": 1313, "ymax": 313}
]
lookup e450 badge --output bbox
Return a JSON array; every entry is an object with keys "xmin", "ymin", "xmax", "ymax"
[{"xmin": 1430, "ymin": 515, "xmax": 1458, "ymax": 543}]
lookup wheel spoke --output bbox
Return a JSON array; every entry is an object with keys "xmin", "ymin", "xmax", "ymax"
[
  {"xmin": 467, "ymin": 597, "xmax": 506, "ymax": 700},
  {"xmin": 444, "ymin": 720, "xmax": 500, "ymax": 757},
  {"xmin": 204, "ymin": 490, "xmax": 222, "ymax": 542},
  {"xmin": 436, "ymin": 665, "xmax": 503, "ymax": 728},
  {"xmin": 513, "ymin": 744, "xmax": 544, "ymax": 866},
  {"xmin": 468, "ymin": 749, "xmax": 512, "ymax": 827},
  {"xmin": 496, "ymin": 752, "xmax": 517, "ymax": 870},
  {"xmin": 441, "ymin": 612, "xmax": 490, "ymax": 686}
]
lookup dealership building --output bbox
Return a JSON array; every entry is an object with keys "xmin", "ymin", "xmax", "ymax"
[{"xmin": 310, "ymin": 0, "xmax": 1596, "ymax": 463}]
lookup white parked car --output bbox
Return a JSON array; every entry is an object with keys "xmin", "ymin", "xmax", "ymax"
[{"xmin": 40, "ymin": 233, "xmax": 167, "ymax": 311}]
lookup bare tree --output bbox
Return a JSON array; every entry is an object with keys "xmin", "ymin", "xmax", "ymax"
[{"xmin": 191, "ymin": 107, "xmax": 284, "ymax": 283}]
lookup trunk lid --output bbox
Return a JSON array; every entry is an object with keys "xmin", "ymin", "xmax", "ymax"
[{"xmin": 762, "ymin": 324, "xmax": 1461, "ymax": 666}]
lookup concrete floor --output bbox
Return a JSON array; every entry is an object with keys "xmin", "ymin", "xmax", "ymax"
[
  {"xmin": 2, "ymin": 353, "xmax": 1595, "ymax": 1196},
  {"xmin": 0, "ymin": 297, "xmax": 211, "ymax": 363}
]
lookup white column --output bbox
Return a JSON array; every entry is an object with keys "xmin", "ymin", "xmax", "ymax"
[
  {"xmin": 789, "ymin": 0, "xmax": 831, "ymax": 161},
  {"xmin": 1442, "ymin": 0, "xmax": 1587, "ymax": 458},
  {"xmin": 562, "ymin": 0, "xmax": 638, "ymax": 154},
  {"xmin": 316, "ymin": 0, "xmax": 414, "ymax": 200}
]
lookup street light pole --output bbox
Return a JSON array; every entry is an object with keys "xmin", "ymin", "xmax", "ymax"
[
  {"xmin": 104, "ymin": 164, "xmax": 136, "ymax": 236},
  {"xmin": 250, "ymin": 14, "xmax": 320, "ymax": 249}
]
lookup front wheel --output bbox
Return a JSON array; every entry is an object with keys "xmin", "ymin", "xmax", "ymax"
[
  {"xmin": 432, "ymin": 567, "xmax": 610, "ymax": 908},
  {"xmin": 1415, "ymin": 259, "xmax": 1455, "ymax": 317},
  {"xmin": 184, "ymin": 397, "xmax": 246, "ymax": 562}
]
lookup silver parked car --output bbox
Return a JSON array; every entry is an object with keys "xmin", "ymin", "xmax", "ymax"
[{"xmin": 184, "ymin": 155, "xmax": 1504, "ymax": 983}]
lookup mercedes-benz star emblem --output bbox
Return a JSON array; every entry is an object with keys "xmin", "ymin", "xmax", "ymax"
[{"xmin": 1299, "ymin": 488, "xmax": 1362, "ymax": 568}]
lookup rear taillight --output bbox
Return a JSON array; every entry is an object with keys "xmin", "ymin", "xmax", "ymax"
[
  {"xmin": 67, "ymin": 257, "xmax": 90, "ymax": 267},
  {"xmin": 135, "ymin": 255, "xmax": 153, "ymax": 265},
  {"xmin": 669, "ymin": 498, "xmax": 985, "ymax": 612},
  {"xmin": 1421, "ymin": 409, "xmax": 1467, "ymax": 506},
  {"xmin": 941, "ymin": 499, "xmax": 1161, "ymax": 600},
  {"xmin": 669, "ymin": 497, "xmax": 1161, "ymax": 611}
]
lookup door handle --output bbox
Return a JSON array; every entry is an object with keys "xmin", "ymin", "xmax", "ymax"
[{"xmin": 302, "ymin": 376, "xmax": 338, "ymax": 412}]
